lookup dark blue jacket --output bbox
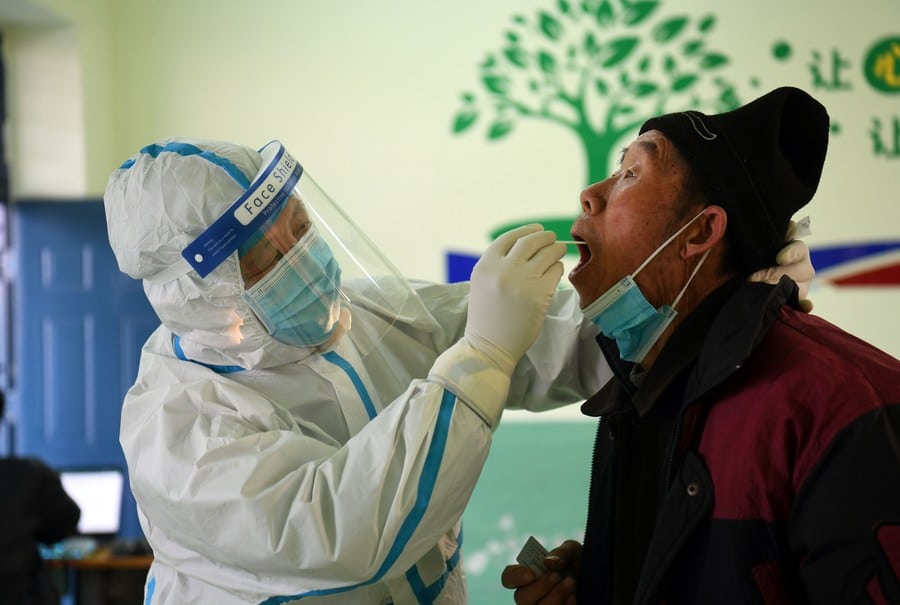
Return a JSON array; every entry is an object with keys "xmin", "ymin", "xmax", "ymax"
[{"xmin": 0, "ymin": 457, "xmax": 81, "ymax": 605}]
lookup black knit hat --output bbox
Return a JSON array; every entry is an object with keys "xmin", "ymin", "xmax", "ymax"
[{"xmin": 640, "ymin": 86, "xmax": 829, "ymax": 275}]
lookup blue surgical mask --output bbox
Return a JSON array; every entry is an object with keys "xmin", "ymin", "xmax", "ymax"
[
  {"xmin": 242, "ymin": 226, "xmax": 343, "ymax": 348},
  {"xmin": 583, "ymin": 210, "xmax": 709, "ymax": 363}
]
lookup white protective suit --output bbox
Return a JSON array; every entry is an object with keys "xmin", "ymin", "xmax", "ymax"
[{"xmin": 104, "ymin": 139, "xmax": 610, "ymax": 605}]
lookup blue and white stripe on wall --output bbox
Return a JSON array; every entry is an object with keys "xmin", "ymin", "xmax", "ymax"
[{"xmin": 446, "ymin": 241, "xmax": 900, "ymax": 286}]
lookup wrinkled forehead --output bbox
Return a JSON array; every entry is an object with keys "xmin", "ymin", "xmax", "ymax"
[{"xmin": 619, "ymin": 130, "xmax": 683, "ymax": 166}]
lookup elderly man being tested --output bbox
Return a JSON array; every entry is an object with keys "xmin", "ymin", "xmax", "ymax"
[{"xmin": 502, "ymin": 86, "xmax": 900, "ymax": 604}]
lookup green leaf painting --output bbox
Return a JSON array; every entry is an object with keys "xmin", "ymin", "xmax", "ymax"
[{"xmin": 451, "ymin": 0, "xmax": 758, "ymax": 238}]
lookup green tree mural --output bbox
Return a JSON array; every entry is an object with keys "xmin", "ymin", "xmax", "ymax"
[{"xmin": 451, "ymin": 0, "xmax": 759, "ymax": 237}]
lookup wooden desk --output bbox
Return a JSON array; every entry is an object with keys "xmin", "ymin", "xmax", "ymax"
[
  {"xmin": 50, "ymin": 552, "xmax": 153, "ymax": 570},
  {"xmin": 47, "ymin": 550, "xmax": 152, "ymax": 605}
]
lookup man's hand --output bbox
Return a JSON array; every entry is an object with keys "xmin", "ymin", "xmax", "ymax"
[{"xmin": 501, "ymin": 540, "xmax": 582, "ymax": 605}]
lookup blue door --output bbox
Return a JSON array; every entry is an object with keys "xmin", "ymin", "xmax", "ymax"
[{"xmin": 11, "ymin": 200, "xmax": 158, "ymax": 538}]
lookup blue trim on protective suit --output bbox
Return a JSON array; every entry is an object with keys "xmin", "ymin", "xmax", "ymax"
[
  {"xmin": 172, "ymin": 335, "xmax": 245, "ymax": 373},
  {"xmin": 258, "ymin": 390, "xmax": 458, "ymax": 604},
  {"xmin": 322, "ymin": 351, "xmax": 377, "ymax": 420},
  {"xmin": 119, "ymin": 141, "xmax": 252, "ymax": 190},
  {"xmin": 144, "ymin": 575, "xmax": 156, "ymax": 604},
  {"xmin": 402, "ymin": 525, "xmax": 464, "ymax": 605}
]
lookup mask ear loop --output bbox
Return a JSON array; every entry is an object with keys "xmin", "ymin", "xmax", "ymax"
[
  {"xmin": 631, "ymin": 208, "xmax": 708, "ymax": 279},
  {"xmin": 671, "ymin": 249, "xmax": 711, "ymax": 310}
]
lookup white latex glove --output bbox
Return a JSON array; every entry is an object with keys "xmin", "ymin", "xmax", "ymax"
[
  {"xmin": 464, "ymin": 224, "xmax": 566, "ymax": 375},
  {"xmin": 748, "ymin": 219, "xmax": 815, "ymax": 312}
]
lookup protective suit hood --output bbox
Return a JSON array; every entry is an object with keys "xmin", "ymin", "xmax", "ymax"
[{"xmin": 104, "ymin": 137, "xmax": 317, "ymax": 369}]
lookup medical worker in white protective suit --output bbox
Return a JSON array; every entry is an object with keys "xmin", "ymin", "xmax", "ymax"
[
  {"xmin": 103, "ymin": 137, "xmax": 606, "ymax": 605},
  {"xmin": 103, "ymin": 138, "xmax": 814, "ymax": 605}
]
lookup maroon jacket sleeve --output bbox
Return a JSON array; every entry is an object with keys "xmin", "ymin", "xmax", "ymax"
[{"xmin": 791, "ymin": 405, "xmax": 900, "ymax": 603}]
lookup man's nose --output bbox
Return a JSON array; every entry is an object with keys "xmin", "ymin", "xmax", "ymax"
[{"xmin": 579, "ymin": 180, "xmax": 608, "ymax": 215}]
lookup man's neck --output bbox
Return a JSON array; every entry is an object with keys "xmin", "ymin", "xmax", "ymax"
[{"xmin": 639, "ymin": 272, "xmax": 735, "ymax": 369}]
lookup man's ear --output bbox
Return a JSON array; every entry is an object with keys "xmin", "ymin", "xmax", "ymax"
[{"xmin": 683, "ymin": 205, "xmax": 727, "ymax": 259}]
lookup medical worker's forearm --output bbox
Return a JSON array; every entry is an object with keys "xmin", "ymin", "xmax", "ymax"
[{"xmin": 428, "ymin": 338, "xmax": 512, "ymax": 428}]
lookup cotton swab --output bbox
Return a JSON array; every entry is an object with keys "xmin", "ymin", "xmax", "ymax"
[{"xmin": 557, "ymin": 240, "xmax": 588, "ymax": 245}]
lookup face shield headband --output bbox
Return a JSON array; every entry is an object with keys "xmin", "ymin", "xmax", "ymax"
[
  {"xmin": 142, "ymin": 141, "xmax": 303, "ymax": 285},
  {"xmin": 184, "ymin": 141, "xmax": 301, "ymax": 278}
]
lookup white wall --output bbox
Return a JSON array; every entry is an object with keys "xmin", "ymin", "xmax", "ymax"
[
  {"xmin": 5, "ymin": 23, "xmax": 86, "ymax": 197},
  {"xmin": 4, "ymin": 0, "xmax": 900, "ymax": 361}
]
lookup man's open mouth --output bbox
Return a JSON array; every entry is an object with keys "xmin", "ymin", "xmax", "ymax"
[{"xmin": 569, "ymin": 235, "xmax": 591, "ymax": 276}]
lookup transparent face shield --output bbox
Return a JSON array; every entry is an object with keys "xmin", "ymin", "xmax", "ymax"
[{"xmin": 182, "ymin": 140, "xmax": 420, "ymax": 355}]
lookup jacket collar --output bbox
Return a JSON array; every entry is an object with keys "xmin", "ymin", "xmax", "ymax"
[
  {"xmin": 687, "ymin": 275, "xmax": 799, "ymax": 402},
  {"xmin": 582, "ymin": 276, "xmax": 800, "ymax": 418}
]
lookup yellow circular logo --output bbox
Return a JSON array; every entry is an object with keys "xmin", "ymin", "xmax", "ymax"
[{"xmin": 864, "ymin": 36, "xmax": 900, "ymax": 94}]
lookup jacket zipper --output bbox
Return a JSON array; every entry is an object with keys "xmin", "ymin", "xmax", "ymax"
[
  {"xmin": 662, "ymin": 419, "xmax": 681, "ymax": 492},
  {"xmin": 583, "ymin": 419, "xmax": 604, "ymax": 547}
]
